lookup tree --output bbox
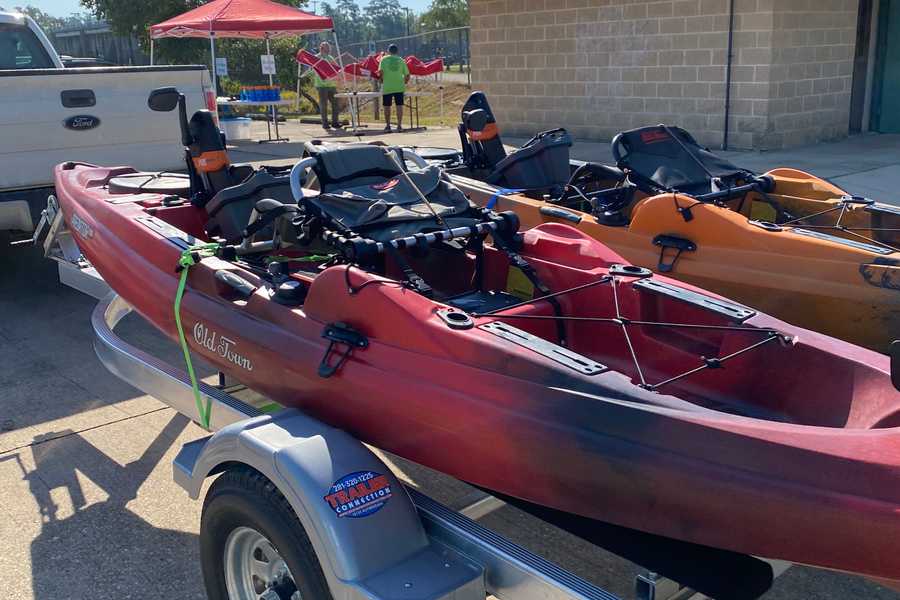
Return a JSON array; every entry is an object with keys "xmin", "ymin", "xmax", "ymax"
[
  {"xmin": 321, "ymin": 0, "xmax": 369, "ymax": 45},
  {"xmin": 80, "ymin": 0, "xmax": 311, "ymax": 65},
  {"xmin": 417, "ymin": 0, "xmax": 467, "ymax": 32},
  {"xmin": 365, "ymin": 0, "xmax": 405, "ymax": 41},
  {"xmin": 217, "ymin": 36, "xmax": 310, "ymax": 90},
  {"xmin": 14, "ymin": 6, "xmax": 65, "ymax": 30},
  {"xmin": 79, "ymin": 0, "xmax": 206, "ymax": 64}
]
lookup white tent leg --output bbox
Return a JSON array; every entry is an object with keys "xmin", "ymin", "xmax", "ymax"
[
  {"xmin": 331, "ymin": 30, "xmax": 356, "ymax": 131},
  {"xmin": 150, "ymin": 38, "xmax": 154, "ymax": 65},
  {"xmin": 296, "ymin": 61, "xmax": 302, "ymax": 112},
  {"xmin": 266, "ymin": 35, "xmax": 276, "ymax": 129},
  {"xmin": 209, "ymin": 33, "xmax": 218, "ymax": 98}
]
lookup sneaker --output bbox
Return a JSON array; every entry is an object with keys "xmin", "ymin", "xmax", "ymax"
[
  {"xmin": 383, "ymin": 125, "xmax": 392, "ymax": 133},
  {"xmin": 322, "ymin": 123, "xmax": 331, "ymax": 130},
  {"xmin": 396, "ymin": 125, "xmax": 403, "ymax": 132}
]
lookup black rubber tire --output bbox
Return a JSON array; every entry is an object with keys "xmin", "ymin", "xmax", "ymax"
[{"xmin": 200, "ymin": 466, "xmax": 334, "ymax": 600}]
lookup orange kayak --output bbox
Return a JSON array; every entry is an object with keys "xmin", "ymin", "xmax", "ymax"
[
  {"xmin": 451, "ymin": 173, "xmax": 899, "ymax": 353},
  {"xmin": 448, "ymin": 95, "xmax": 898, "ymax": 353},
  {"xmin": 605, "ymin": 124, "xmax": 899, "ymax": 249}
]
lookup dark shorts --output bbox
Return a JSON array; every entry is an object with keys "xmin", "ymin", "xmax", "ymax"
[{"xmin": 382, "ymin": 92, "xmax": 405, "ymax": 107}]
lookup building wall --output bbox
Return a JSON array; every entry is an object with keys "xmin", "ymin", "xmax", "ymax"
[{"xmin": 469, "ymin": 0, "xmax": 859, "ymax": 149}]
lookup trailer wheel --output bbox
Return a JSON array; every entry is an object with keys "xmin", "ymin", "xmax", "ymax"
[{"xmin": 200, "ymin": 466, "xmax": 333, "ymax": 600}]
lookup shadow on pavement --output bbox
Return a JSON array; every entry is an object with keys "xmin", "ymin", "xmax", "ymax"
[{"xmin": 11, "ymin": 414, "xmax": 205, "ymax": 598}]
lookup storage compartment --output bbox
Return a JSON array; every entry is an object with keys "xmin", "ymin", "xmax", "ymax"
[
  {"xmin": 221, "ymin": 117, "xmax": 252, "ymax": 141},
  {"xmin": 108, "ymin": 172, "xmax": 191, "ymax": 197},
  {"xmin": 487, "ymin": 128, "xmax": 572, "ymax": 190}
]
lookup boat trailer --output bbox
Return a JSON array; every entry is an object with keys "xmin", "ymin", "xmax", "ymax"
[{"xmin": 38, "ymin": 201, "xmax": 793, "ymax": 600}]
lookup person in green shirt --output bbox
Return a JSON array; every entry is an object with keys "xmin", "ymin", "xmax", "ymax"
[
  {"xmin": 314, "ymin": 41, "xmax": 339, "ymax": 130},
  {"xmin": 378, "ymin": 44, "xmax": 410, "ymax": 132}
]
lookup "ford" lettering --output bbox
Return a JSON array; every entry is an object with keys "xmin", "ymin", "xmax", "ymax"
[{"xmin": 63, "ymin": 115, "xmax": 101, "ymax": 131}]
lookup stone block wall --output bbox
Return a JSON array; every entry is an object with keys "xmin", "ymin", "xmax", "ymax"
[{"xmin": 469, "ymin": 0, "xmax": 859, "ymax": 149}]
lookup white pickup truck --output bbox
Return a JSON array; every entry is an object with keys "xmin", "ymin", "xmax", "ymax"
[{"xmin": 0, "ymin": 10, "xmax": 215, "ymax": 234}]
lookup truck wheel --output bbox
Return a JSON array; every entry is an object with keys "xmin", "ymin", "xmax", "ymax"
[{"xmin": 200, "ymin": 466, "xmax": 333, "ymax": 600}]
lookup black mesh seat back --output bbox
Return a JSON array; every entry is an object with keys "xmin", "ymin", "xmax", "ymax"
[
  {"xmin": 305, "ymin": 142, "xmax": 405, "ymax": 192},
  {"xmin": 488, "ymin": 128, "xmax": 572, "ymax": 189},
  {"xmin": 614, "ymin": 126, "xmax": 748, "ymax": 195},
  {"xmin": 205, "ymin": 169, "xmax": 294, "ymax": 242},
  {"xmin": 304, "ymin": 143, "xmax": 478, "ymax": 242}
]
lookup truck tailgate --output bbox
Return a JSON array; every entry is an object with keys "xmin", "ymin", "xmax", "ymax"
[{"xmin": 0, "ymin": 65, "xmax": 211, "ymax": 190}]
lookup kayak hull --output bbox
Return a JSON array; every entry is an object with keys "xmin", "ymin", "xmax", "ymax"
[{"xmin": 54, "ymin": 162, "xmax": 900, "ymax": 584}]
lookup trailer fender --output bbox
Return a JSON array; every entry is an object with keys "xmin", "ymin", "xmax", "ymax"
[{"xmin": 173, "ymin": 408, "xmax": 449, "ymax": 593}]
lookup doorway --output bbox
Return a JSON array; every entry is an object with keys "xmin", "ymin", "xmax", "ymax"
[{"xmin": 872, "ymin": 0, "xmax": 900, "ymax": 132}]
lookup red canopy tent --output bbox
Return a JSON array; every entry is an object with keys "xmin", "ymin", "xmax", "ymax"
[{"xmin": 150, "ymin": 0, "xmax": 336, "ymax": 97}]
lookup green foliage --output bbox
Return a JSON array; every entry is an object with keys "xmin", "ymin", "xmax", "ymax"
[
  {"xmin": 80, "ymin": 0, "xmax": 208, "ymax": 63},
  {"xmin": 15, "ymin": 5, "xmax": 64, "ymax": 30},
  {"xmin": 365, "ymin": 0, "xmax": 406, "ymax": 40},
  {"xmin": 14, "ymin": 5, "xmax": 95, "ymax": 30},
  {"xmin": 216, "ymin": 36, "xmax": 310, "ymax": 89},
  {"xmin": 418, "ymin": 0, "xmax": 468, "ymax": 32},
  {"xmin": 320, "ymin": 0, "xmax": 370, "ymax": 44},
  {"xmin": 79, "ymin": 0, "xmax": 311, "ymax": 66}
]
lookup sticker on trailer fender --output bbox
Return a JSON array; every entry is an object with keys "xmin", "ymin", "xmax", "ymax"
[{"xmin": 324, "ymin": 471, "xmax": 393, "ymax": 518}]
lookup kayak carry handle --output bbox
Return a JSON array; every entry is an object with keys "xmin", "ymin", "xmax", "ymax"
[
  {"xmin": 652, "ymin": 235, "xmax": 697, "ymax": 273},
  {"xmin": 318, "ymin": 322, "xmax": 368, "ymax": 378}
]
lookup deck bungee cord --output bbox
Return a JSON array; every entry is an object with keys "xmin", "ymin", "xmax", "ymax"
[
  {"xmin": 778, "ymin": 198, "xmax": 899, "ymax": 253},
  {"xmin": 473, "ymin": 273, "xmax": 792, "ymax": 392}
]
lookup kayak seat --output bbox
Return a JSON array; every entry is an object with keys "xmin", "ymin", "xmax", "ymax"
[
  {"xmin": 612, "ymin": 125, "xmax": 751, "ymax": 196},
  {"xmin": 205, "ymin": 167, "xmax": 295, "ymax": 243},
  {"xmin": 303, "ymin": 142, "xmax": 481, "ymax": 243},
  {"xmin": 458, "ymin": 91, "xmax": 507, "ymax": 171},
  {"xmin": 486, "ymin": 128, "xmax": 573, "ymax": 193},
  {"xmin": 457, "ymin": 92, "xmax": 573, "ymax": 193}
]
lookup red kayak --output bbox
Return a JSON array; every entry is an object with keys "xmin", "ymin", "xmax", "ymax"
[{"xmin": 52, "ymin": 91, "xmax": 900, "ymax": 585}]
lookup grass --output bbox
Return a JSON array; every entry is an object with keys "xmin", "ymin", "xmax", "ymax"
[
  {"xmin": 221, "ymin": 78, "xmax": 471, "ymax": 126},
  {"xmin": 329, "ymin": 82, "xmax": 472, "ymax": 127}
]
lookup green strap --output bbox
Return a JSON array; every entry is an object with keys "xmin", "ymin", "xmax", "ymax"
[
  {"xmin": 174, "ymin": 243, "xmax": 220, "ymax": 430},
  {"xmin": 264, "ymin": 253, "xmax": 335, "ymax": 264}
]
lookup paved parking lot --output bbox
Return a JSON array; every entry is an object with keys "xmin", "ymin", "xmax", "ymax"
[{"xmin": 1, "ymin": 124, "xmax": 899, "ymax": 599}]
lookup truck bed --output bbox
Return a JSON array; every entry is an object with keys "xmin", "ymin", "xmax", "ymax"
[{"xmin": 0, "ymin": 65, "xmax": 213, "ymax": 231}]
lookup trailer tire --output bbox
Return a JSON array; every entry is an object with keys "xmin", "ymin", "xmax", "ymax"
[{"xmin": 200, "ymin": 466, "xmax": 333, "ymax": 600}]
